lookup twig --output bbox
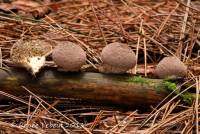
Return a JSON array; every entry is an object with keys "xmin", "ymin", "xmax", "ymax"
[
  {"xmin": 90, "ymin": 1, "xmax": 107, "ymax": 46},
  {"xmin": 22, "ymin": 86, "xmax": 92, "ymax": 134},
  {"xmin": 195, "ymin": 77, "xmax": 199, "ymax": 134},
  {"xmin": 177, "ymin": 0, "xmax": 191, "ymax": 59}
]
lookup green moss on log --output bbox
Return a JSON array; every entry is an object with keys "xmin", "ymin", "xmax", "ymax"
[
  {"xmin": 127, "ymin": 76, "xmax": 159, "ymax": 85},
  {"xmin": 162, "ymin": 81, "xmax": 177, "ymax": 92},
  {"xmin": 128, "ymin": 76, "xmax": 194, "ymax": 105},
  {"xmin": 162, "ymin": 80, "xmax": 193, "ymax": 105},
  {"xmin": 128, "ymin": 76, "xmax": 149, "ymax": 84},
  {"xmin": 180, "ymin": 93, "xmax": 193, "ymax": 105}
]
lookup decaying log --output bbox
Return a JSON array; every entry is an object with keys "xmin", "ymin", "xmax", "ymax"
[{"xmin": 0, "ymin": 68, "xmax": 172, "ymax": 108}]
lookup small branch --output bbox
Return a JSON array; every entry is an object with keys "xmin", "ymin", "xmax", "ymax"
[{"xmin": 0, "ymin": 68, "xmax": 171, "ymax": 108}]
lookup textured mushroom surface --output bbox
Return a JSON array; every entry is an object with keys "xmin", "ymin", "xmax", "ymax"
[
  {"xmin": 52, "ymin": 41, "xmax": 86, "ymax": 72},
  {"xmin": 100, "ymin": 42, "xmax": 136, "ymax": 74},
  {"xmin": 154, "ymin": 56, "xmax": 187, "ymax": 79},
  {"xmin": 10, "ymin": 39, "xmax": 52, "ymax": 74}
]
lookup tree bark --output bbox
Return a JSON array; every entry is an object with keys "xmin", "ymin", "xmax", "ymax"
[{"xmin": 0, "ymin": 68, "xmax": 171, "ymax": 108}]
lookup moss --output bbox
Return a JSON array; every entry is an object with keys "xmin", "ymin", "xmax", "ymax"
[
  {"xmin": 180, "ymin": 93, "xmax": 193, "ymax": 105},
  {"xmin": 128, "ymin": 76, "xmax": 166, "ymax": 92},
  {"xmin": 162, "ymin": 80, "xmax": 193, "ymax": 105},
  {"xmin": 128, "ymin": 76, "xmax": 194, "ymax": 105},
  {"xmin": 162, "ymin": 81, "xmax": 177, "ymax": 93},
  {"xmin": 128, "ymin": 76, "xmax": 149, "ymax": 84}
]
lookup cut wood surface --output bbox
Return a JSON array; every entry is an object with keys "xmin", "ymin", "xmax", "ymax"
[{"xmin": 0, "ymin": 68, "xmax": 171, "ymax": 108}]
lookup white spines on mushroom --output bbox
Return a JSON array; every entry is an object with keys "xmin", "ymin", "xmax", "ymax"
[{"xmin": 10, "ymin": 39, "xmax": 52, "ymax": 75}]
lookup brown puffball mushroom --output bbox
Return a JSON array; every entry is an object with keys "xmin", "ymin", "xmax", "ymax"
[
  {"xmin": 99, "ymin": 42, "xmax": 136, "ymax": 74},
  {"xmin": 154, "ymin": 56, "xmax": 187, "ymax": 79},
  {"xmin": 52, "ymin": 42, "xmax": 86, "ymax": 72}
]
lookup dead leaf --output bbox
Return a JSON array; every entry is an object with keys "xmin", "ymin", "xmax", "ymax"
[
  {"xmin": 12, "ymin": 0, "xmax": 40, "ymax": 8},
  {"xmin": 14, "ymin": 0, "xmax": 52, "ymax": 19},
  {"xmin": 30, "ymin": 6, "xmax": 51, "ymax": 19},
  {"xmin": 0, "ymin": 3, "xmax": 17, "ymax": 13}
]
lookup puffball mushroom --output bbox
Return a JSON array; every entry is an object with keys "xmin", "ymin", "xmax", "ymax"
[
  {"xmin": 100, "ymin": 42, "xmax": 136, "ymax": 74},
  {"xmin": 52, "ymin": 42, "xmax": 86, "ymax": 72},
  {"xmin": 10, "ymin": 39, "xmax": 52, "ymax": 75},
  {"xmin": 154, "ymin": 56, "xmax": 187, "ymax": 79}
]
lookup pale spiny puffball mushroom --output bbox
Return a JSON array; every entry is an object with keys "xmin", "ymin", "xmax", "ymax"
[
  {"xmin": 52, "ymin": 41, "xmax": 86, "ymax": 72},
  {"xmin": 10, "ymin": 39, "xmax": 52, "ymax": 75},
  {"xmin": 100, "ymin": 42, "xmax": 136, "ymax": 74},
  {"xmin": 154, "ymin": 56, "xmax": 187, "ymax": 79}
]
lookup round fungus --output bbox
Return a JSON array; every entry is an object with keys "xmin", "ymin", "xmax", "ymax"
[
  {"xmin": 52, "ymin": 41, "xmax": 86, "ymax": 72},
  {"xmin": 154, "ymin": 56, "xmax": 187, "ymax": 79},
  {"xmin": 100, "ymin": 42, "xmax": 136, "ymax": 74},
  {"xmin": 10, "ymin": 39, "xmax": 52, "ymax": 75}
]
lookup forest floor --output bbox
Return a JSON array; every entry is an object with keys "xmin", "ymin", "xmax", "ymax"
[{"xmin": 0, "ymin": 0, "xmax": 200, "ymax": 133}]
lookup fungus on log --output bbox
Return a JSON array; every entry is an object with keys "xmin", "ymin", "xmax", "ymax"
[
  {"xmin": 10, "ymin": 39, "xmax": 52, "ymax": 75},
  {"xmin": 154, "ymin": 56, "xmax": 187, "ymax": 79},
  {"xmin": 0, "ymin": 68, "xmax": 174, "ymax": 108},
  {"xmin": 99, "ymin": 42, "xmax": 136, "ymax": 74},
  {"xmin": 52, "ymin": 41, "xmax": 86, "ymax": 72}
]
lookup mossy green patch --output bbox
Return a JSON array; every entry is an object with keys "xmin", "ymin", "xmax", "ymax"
[
  {"xmin": 180, "ymin": 93, "xmax": 193, "ymax": 105},
  {"xmin": 128, "ymin": 76, "xmax": 194, "ymax": 105},
  {"xmin": 128, "ymin": 76, "xmax": 149, "ymax": 84},
  {"xmin": 162, "ymin": 80, "xmax": 193, "ymax": 105},
  {"xmin": 127, "ymin": 76, "xmax": 159, "ymax": 87},
  {"xmin": 162, "ymin": 81, "xmax": 177, "ymax": 92}
]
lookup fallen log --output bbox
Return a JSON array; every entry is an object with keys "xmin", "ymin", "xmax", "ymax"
[{"xmin": 0, "ymin": 68, "xmax": 173, "ymax": 108}]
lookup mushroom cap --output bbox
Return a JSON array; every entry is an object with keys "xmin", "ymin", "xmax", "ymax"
[
  {"xmin": 154, "ymin": 56, "xmax": 187, "ymax": 79},
  {"xmin": 52, "ymin": 42, "xmax": 86, "ymax": 71},
  {"xmin": 100, "ymin": 42, "xmax": 136, "ymax": 73},
  {"xmin": 10, "ymin": 39, "xmax": 52, "ymax": 74},
  {"xmin": 11, "ymin": 39, "xmax": 52, "ymax": 63}
]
